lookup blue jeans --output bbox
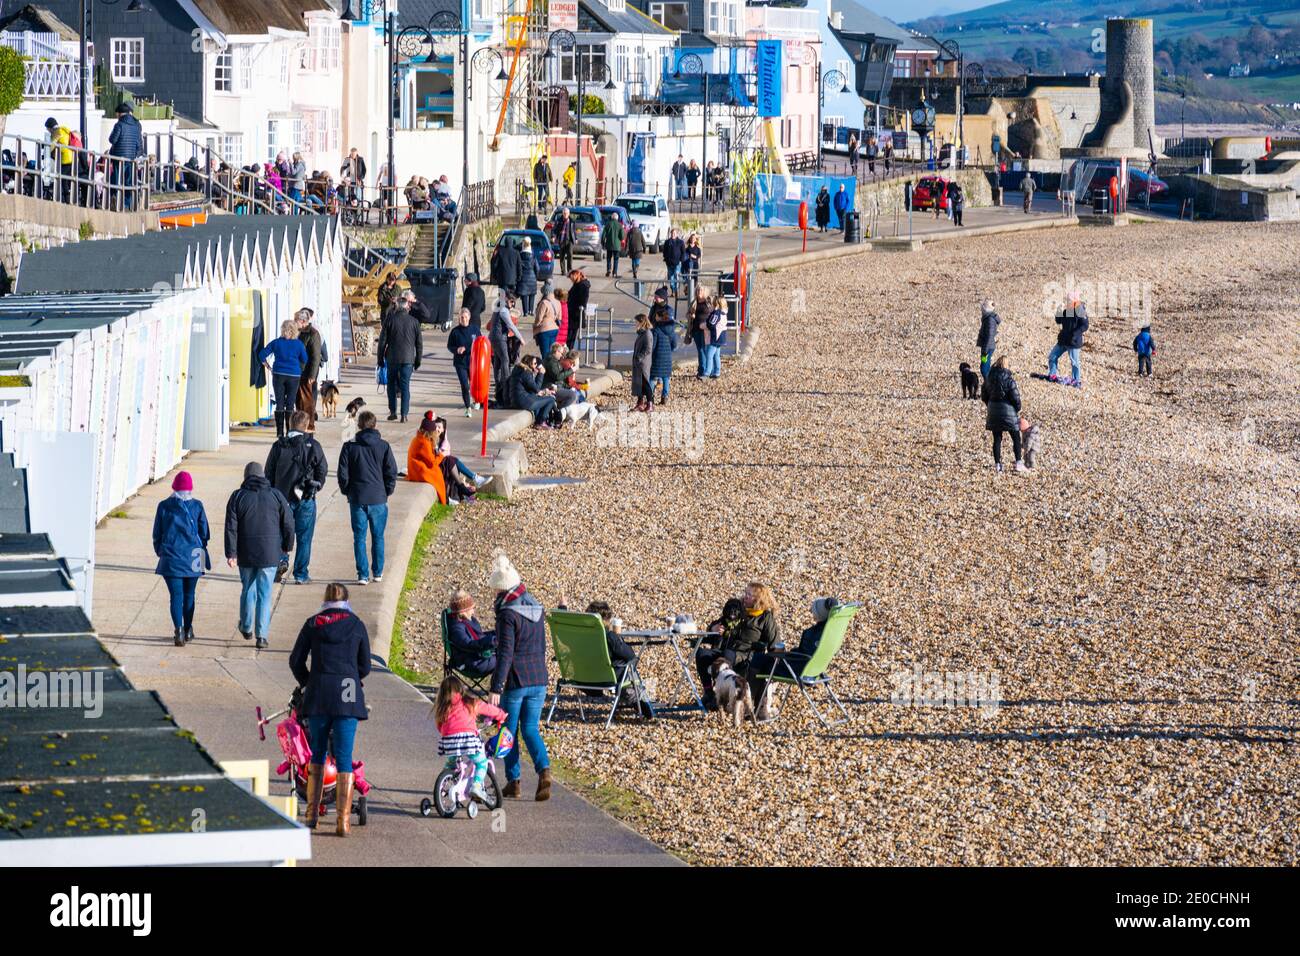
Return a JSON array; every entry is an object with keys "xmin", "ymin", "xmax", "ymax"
[
  {"xmin": 307, "ymin": 715, "xmax": 359, "ymax": 774},
  {"xmin": 666, "ymin": 263, "xmax": 681, "ymax": 293},
  {"xmin": 238, "ymin": 566, "xmax": 276, "ymax": 638},
  {"xmin": 535, "ymin": 329, "xmax": 558, "ymax": 359},
  {"xmin": 349, "ymin": 503, "xmax": 388, "ymax": 580},
  {"xmin": 386, "ymin": 360, "xmax": 413, "ymax": 417},
  {"xmin": 702, "ymin": 344, "xmax": 721, "ymax": 377},
  {"xmin": 454, "ymin": 360, "xmax": 472, "ymax": 407},
  {"xmin": 453, "ymin": 458, "xmax": 480, "ymax": 484},
  {"xmin": 652, "ymin": 375, "xmax": 670, "ymax": 401},
  {"xmin": 291, "ymin": 498, "xmax": 316, "ymax": 582},
  {"xmin": 980, "ymin": 349, "xmax": 993, "ymax": 379},
  {"xmin": 500, "ymin": 684, "xmax": 550, "ymax": 782},
  {"xmin": 1047, "ymin": 344, "xmax": 1081, "ymax": 381},
  {"xmin": 162, "ymin": 575, "xmax": 197, "ymax": 630}
]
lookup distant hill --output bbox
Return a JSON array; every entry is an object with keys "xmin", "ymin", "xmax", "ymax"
[{"xmin": 908, "ymin": 0, "xmax": 1300, "ymax": 112}]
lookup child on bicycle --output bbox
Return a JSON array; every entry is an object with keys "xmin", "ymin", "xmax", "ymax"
[{"xmin": 434, "ymin": 675, "xmax": 506, "ymax": 803}]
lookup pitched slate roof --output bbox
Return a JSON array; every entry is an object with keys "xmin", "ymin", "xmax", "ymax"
[
  {"xmin": 188, "ymin": 0, "xmax": 331, "ymax": 37},
  {"xmin": 832, "ymin": 0, "xmax": 921, "ymax": 47},
  {"xmin": 580, "ymin": 0, "xmax": 674, "ymax": 36}
]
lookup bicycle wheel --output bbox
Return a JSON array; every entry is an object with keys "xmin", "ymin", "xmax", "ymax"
[
  {"xmin": 483, "ymin": 763, "xmax": 503, "ymax": 811},
  {"xmin": 433, "ymin": 768, "xmax": 459, "ymax": 819}
]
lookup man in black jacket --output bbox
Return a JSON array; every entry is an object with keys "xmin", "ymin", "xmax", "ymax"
[
  {"xmin": 295, "ymin": 308, "xmax": 323, "ymax": 424},
  {"xmin": 1048, "ymin": 293, "xmax": 1089, "ymax": 386},
  {"xmin": 265, "ymin": 410, "xmax": 328, "ymax": 585},
  {"xmin": 460, "ymin": 273, "xmax": 486, "ymax": 334},
  {"xmin": 661, "ymin": 229, "xmax": 686, "ymax": 295},
  {"xmin": 225, "ymin": 461, "xmax": 294, "ymax": 648},
  {"xmin": 377, "ymin": 291, "xmax": 423, "ymax": 422},
  {"xmin": 564, "ymin": 269, "xmax": 590, "ymax": 349},
  {"xmin": 492, "ymin": 239, "xmax": 522, "ymax": 292},
  {"xmin": 337, "ymin": 411, "xmax": 398, "ymax": 585},
  {"xmin": 532, "ymin": 153, "xmax": 552, "ymax": 210}
]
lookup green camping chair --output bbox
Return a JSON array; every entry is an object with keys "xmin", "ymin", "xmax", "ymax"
[
  {"xmin": 440, "ymin": 608, "xmax": 493, "ymax": 698},
  {"xmin": 545, "ymin": 610, "xmax": 643, "ymax": 728},
  {"xmin": 753, "ymin": 603, "xmax": 859, "ymax": 729}
]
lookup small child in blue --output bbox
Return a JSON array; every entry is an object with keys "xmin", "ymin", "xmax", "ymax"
[{"xmin": 1133, "ymin": 325, "xmax": 1155, "ymax": 377}]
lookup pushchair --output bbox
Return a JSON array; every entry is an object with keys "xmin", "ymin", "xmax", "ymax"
[
  {"xmin": 256, "ymin": 686, "xmax": 371, "ymax": 826},
  {"xmin": 420, "ymin": 719, "xmax": 512, "ymax": 820}
]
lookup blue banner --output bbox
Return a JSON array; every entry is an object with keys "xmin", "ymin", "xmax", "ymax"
[{"xmin": 755, "ymin": 40, "xmax": 782, "ymax": 118}]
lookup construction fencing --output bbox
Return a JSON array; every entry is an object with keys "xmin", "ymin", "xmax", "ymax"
[{"xmin": 752, "ymin": 173, "xmax": 857, "ymax": 228}]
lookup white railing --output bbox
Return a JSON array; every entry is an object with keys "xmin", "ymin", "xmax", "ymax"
[
  {"xmin": 746, "ymin": 7, "xmax": 821, "ymax": 36},
  {"xmin": 0, "ymin": 30, "xmax": 78, "ymax": 61},
  {"xmin": 24, "ymin": 59, "xmax": 83, "ymax": 100}
]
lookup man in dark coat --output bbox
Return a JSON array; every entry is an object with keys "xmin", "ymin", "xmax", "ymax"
[
  {"xmin": 661, "ymin": 229, "xmax": 686, "ymax": 295},
  {"xmin": 976, "ymin": 299, "xmax": 1000, "ymax": 378},
  {"xmin": 489, "ymin": 293, "xmax": 520, "ymax": 407},
  {"xmin": 1048, "ymin": 294, "xmax": 1089, "ymax": 386},
  {"xmin": 493, "ymin": 239, "xmax": 522, "ymax": 291},
  {"xmin": 224, "ymin": 461, "xmax": 294, "ymax": 648},
  {"xmin": 377, "ymin": 291, "xmax": 423, "ymax": 422},
  {"xmin": 338, "ymin": 410, "xmax": 398, "ymax": 584},
  {"xmin": 107, "ymin": 101, "xmax": 144, "ymax": 210},
  {"xmin": 814, "ymin": 186, "xmax": 831, "ymax": 231},
  {"xmin": 533, "ymin": 153, "xmax": 552, "ymax": 209},
  {"xmin": 671, "ymin": 155, "xmax": 688, "ymax": 200},
  {"xmin": 565, "ymin": 269, "xmax": 590, "ymax": 349},
  {"xmin": 295, "ymin": 308, "xmax": 323, "ymax": 423},
  {"xmin": 265, "ymin": 410, "xmax": 328, "ymax": 584},
  {"xmin": 553, "ymin": 206, "xmax": 576, "ymax": 275},
  {"xmin": 460, "ymin": 273, "xmax": 486, "ymax": 334}
]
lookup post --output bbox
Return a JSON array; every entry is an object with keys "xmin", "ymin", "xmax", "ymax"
[
  {"xmin": 702, "ymin": 71, "xmax": 709, "ymax": 195},
  {"xmin": 816, "ymin": 63, "xmax": 823, "ymax": 173},
  {"xmin": 576, "ymin": 67, "xmax": 584, "ymax": 204},
  {"xmin": 387, "ymin": 8, "xmax": 397, "ymax": 224},
  {"xmin": 461, "ymin": 29, "xmax": 469, "ymax": 197},
  {"xmin": 78, "ymin": 0, "xmax": 89, "ymax": 149}
]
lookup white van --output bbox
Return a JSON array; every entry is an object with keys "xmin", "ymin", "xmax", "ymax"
[{"xmin": 613, "ymin": 193, "xmax": 671, "ymax": 253}]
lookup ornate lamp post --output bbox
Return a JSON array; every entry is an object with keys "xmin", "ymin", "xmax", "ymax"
[{"xmin": 817, "ymin": 66, "xmax": 849, "ymax": 172}]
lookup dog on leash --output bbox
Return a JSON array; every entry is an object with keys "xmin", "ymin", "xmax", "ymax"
[
  {"xmin": 710, "ymin": 659, "xmax": 753, "ymax": 728},
  {"xmin": 959, "ymin": 362, "xmax": 981, "ymax": 400},
  {"xmin": 319, "ymin": 381, "xmax": 339, "ymax": 419}
]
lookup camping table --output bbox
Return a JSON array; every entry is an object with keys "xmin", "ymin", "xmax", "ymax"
[{"xmin": 620, "ymin": 628, "xmax": 706, "ymax": 713}]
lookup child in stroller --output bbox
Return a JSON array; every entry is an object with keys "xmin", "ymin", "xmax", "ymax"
[{"xmin": 256, "ymin": 684, "xmax": 372, "ymax": 827}]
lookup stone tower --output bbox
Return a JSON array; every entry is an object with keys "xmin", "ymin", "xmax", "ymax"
[{"xmin": 1081, "ymin": 17, "xmax": 1161, "ymax": 157}]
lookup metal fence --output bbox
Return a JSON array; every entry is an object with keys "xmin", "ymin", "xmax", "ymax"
[{"xmin": 1, "ymin": 132, "xmax": 150, "ymax": 213}]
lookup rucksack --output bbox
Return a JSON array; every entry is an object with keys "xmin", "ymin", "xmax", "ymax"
[{"xmin": 67, "ymin": 130, "xmax": 83, "ymax": 149}]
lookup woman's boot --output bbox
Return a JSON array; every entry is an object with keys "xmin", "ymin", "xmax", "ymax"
[
  {"xmin": 304, "ymin": 765, "xmax": 323, "ymax": 830},
  {"xmin": 536, "ymin": 768, "xmax": 553, "ymax": 802},
  {"xmin": 335, "ymin": 772, "xmax": 354, "ymax": 836},
  {"xmin": 173, "ymin": 627, "xmax": 184, "ymax": 647}
]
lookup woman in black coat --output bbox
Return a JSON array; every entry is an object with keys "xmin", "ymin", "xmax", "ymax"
[
  {"xmin": 289, "ymin": 582, "xmax": 371, "ymax": 834},
  {"xmin": 815, "ymin": 186, "xmax": 831, "ymax": 231},
  {"xmin": 508, "ymin": 355, "xmax": 558, "ymax": 427},
  {"xmin": 515, "ymin": 238, "xmax": 539, "ymax": 314},
  {"xmin": 981, "ymin": 356, "xmax": 1024, "ymax": 472}
]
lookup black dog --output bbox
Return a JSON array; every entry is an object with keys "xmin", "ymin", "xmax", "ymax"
[{"xmin": 959, "ymin": 362, "xmax": 981, "ymax": 399}]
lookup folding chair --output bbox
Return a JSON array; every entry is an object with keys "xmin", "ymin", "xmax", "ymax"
[
  {"xmin": 754, "ymin": 603, "xmax": 859, "ymax": 729},
  {"xmin": 545, "ymin": 611, "xmax": 643, "ymax": 729},
  {"xmin": 440, "ymin": 608, "xmax": 493, "ymax": 699}
]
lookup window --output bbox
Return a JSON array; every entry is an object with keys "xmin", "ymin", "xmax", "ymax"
[
  {"xmin": 607, "ymin": 0, "xmax": 625, "ymax": 11},
  {"xmin": 211, "ymin": 133, "xmax": 244, "ymax": 165},
  {"xmin": 708, "ymin": 0, "xmax": 739, "ymax": 38},
  {"xmin": 303, "ymin": 19, "xmax": 341, "ymax": 72},
  {"xmin": 267, "ymin": 116, "xmax": 302, "ymax": 158},
  {"xmin": 558, "ymin": 45, "xmax": 607, "ymax": 83},
  {"xmin": 649, "ymin": 2, "xmax": 689, "ymax": 31},
  {"xmin": 111, "ymin": 38, "xmax": 143, "ymax": 82},
  {"xmin": 214, "ymin": 50, "xmax": 233, "ymax": 91},
  {"xmin": 242, "ymin": 48, "xmax": 255, "ymax": 90},
  {"xmin": 894, "ymin": 57, "xmax": 911, "ymax": 78}
]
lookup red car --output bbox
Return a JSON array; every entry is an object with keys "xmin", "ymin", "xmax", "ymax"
[{"xmin": 910, "ymin": 176, "xmax": 949, "ymax": 210}]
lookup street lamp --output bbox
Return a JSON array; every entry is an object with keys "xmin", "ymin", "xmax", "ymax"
[
  {"xmin": 816, "ymin": 66, "xmax": 849, "ymax": 172},
  {"xmin": 935, "ymin": 37, "xmax": 962, "ymax": 169},
  {"xmin": 79, "ymin": 0, "xmax": 147, "ymax": 150},
  {"xmin": 546, "ymin": 30, "xmax": 615, "ymax": 206}
]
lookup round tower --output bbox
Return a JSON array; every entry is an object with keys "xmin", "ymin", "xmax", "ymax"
[{"xmin": 1106, "ymin": 18, "xmax": 1159, "ymax": 154}]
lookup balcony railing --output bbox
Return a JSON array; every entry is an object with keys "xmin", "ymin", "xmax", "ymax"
[
  {"xmin": 746, "ymin": 7, "xmax": 821, "ymax": 35},
  {"xmin": 24, "ymin": 59, "xmax": 83, "ymax": 101},
  {"xmin": 0, "ymin": 30, "xmax": 79, "ymax": 61}
]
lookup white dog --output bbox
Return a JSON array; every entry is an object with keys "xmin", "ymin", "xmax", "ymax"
[
  {"xmin": 561, "ymin": 400, "xmax": 602, "ymax": 429},
  {"xmin": 710, "ymin": 659, "xmax": 753, "ymax": 728}
]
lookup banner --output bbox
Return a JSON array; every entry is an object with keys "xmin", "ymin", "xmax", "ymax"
[
  {"xmin": 754, "ymin": 174, "xmax": 857, "ymax": 228},
  {"xmin": 755, "ymin": 39, "xmax": 782, "ymax": 118}
]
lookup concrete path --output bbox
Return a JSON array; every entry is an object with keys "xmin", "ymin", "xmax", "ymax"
[{"xmin": 91, "ymin": 353, "xmax": 675, "ymax": 866}]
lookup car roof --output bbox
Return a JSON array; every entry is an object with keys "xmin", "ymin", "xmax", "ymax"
[
  {"xmin": 615, "ymin": 193, "xmax": 662, "ymax": 200},
  {"xmin": 499, "ymin": 228, "xmax": 551, "ymax": 244}
]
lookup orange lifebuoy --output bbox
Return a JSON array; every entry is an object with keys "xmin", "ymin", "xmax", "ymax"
[
  {"xmin": 734, "ymin": 253, "xmax": 748, "ymax": 297},
  {"xmin": 798, "ymin": 201, "xmax": 808, "ymax": 231},
  {"xmin": 470, "ymin": 336, "xmax": 492, "ymax": 406}
]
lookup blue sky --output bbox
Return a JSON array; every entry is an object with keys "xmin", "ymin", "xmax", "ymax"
[{"xmin": 869, "ymin": 0, "xmax": 992, "ymax": 22}]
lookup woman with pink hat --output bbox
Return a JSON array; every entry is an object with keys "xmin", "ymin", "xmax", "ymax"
[{"xmin": 152, "ymin": 471, "xmax": 211, "ymax": 646}]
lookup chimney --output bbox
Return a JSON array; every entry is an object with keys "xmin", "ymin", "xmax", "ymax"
[{"xmin": 832, "ymin": 12, "xmax": 843, "ymax": 29}]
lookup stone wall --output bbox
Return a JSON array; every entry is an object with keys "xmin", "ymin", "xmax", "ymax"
[{"xmin": 0, "ymin": 194, "xmax": 157, "ymax": 277}]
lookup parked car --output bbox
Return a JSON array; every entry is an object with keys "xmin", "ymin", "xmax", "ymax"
[
  {"xmin": 1069, "ymin": 161, "xmax": 1169, "ymax": 201},
  {"xmin": 910, "ymin": 176, "xmax": 949, "ymax": 210},
  {"xmin": 491, "ymin": 229, "xmax": 555, "ymax": 284},
  {"xmin": 542, "ymin": 205, "xmax": 604, "ymax": 258},
  {"xmin": 613, "ymin": 193, "xmax": 671, "ymax": 253}
]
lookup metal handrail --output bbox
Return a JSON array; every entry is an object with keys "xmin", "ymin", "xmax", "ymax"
[{"xmin": 1, "ymin": 131, "xmax": 149, "ymax": 212}]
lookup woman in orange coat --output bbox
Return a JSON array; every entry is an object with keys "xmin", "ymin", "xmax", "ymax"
[{"xmin": 407, "ymin": 413, "xmax": 476, "ymax": 504}]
